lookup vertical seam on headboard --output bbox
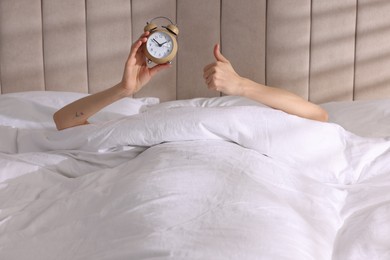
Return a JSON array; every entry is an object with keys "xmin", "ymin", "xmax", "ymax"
[
  {"xmin": 130, "ymin": 0, "xmax": 132, "ymax": 53},
  {"xmin": 308, "ymin": 0, "xmax": 313, "ymax": 101},
  {"xmin": 130, "ymin": 0, "xmax": 134, "ymax": 98},
  {"xmin": 85, "ymin": 0, "xmax": 90, "ymax": 93},
  {"xmin": 352, "ymin": 0, "xmax": 359, "ymax": 101},
  {"xmin": 220, "ymin": 0, "xmax": 222, "ymax": 47},
  {"xmin": 40, "ymin": 0, "xmax": 47, "ymax": 91},
  {"xmin": 219, "ymin": 0, "xmax": 223, "ymax": 97},
  {"xmin": 175, "ymin": 0, "xmax": 178, "ymax": 100}
]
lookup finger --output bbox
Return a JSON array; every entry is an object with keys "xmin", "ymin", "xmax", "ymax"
[
  {"xmin": 129, "ymin": 32, "xmax": 150, "ymax": 58},
  {"xmin": 206, "ymin": 80, "xmax": 216, "ymax": 90},
  {"xmin": 213, "ymin": 44, "xmax": 229, "ymax": 63},
  {"xmin": 141, "ymin": 31, "xmax": 150, "ymax": 38},
  {"xmin": 203, "ymin": 67, "xmax": 216, "ymax": 80},
  {"xmin": 130, "ymin": 39, "xmax": 142, "ymax": 53},
  {"xmin": 203, "ymin": 62, "xmax": 216, "ymax": 73},
  {"xmin": 205, "ymin": 76, "xmax": 214, "ymax": 86},
  {"xmin": 137, "ymin": 31, "xmax": 150, "ymax": 43},
  {"xmin": 149, "ymin": 63, "xmax": 171, "ymax": 77}
]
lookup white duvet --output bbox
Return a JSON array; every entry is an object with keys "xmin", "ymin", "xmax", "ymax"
[{"xmin": 1, "ymin": 99, "xmax": 390, "ymax": 260}]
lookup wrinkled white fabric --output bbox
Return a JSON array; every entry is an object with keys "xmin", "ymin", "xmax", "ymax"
[
  {"xmin": 18, "ymin": 106, "xmax": 389, "ymax": 184},
  {"xmin": 1, "ymin": 105, "xmax": 390, "ymax": 260}
]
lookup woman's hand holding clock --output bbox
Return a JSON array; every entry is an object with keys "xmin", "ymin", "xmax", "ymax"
[
  {"xmin": 52, "ymin": 32, "xmax": 171, "ymax": 130},
  {"xmin": 119, "ymin": 31, "xmax": 171, "ymax": 96}
]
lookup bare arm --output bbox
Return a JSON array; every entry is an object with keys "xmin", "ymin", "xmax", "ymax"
[
  {"xmin": 53, "ymin": 84, "xmax": 129, "ymax": 130},
  {"xmin": 203, "ymin": 44, "xmax": 328, "ymax": 122},
  {"xmin": 53, "ymin": 31, "xmax": 170, "ymax": 130}
]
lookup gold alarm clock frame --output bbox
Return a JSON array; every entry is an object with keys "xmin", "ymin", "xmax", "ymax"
[{"xmin": 143, "ymin": 16, "xmax": 179, "ymax": 65}]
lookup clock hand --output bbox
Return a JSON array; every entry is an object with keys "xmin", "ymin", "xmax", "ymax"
[{"xmin": 152, "ymin": 38, "xmax": 162, "ymax": 47}]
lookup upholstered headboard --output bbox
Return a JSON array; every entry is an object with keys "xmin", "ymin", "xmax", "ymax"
[{"xmin": 1, "ymin": 0, "xmax": 390, "ymax": 103}]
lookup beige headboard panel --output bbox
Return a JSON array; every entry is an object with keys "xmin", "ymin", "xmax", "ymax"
[{"xmin": 1, "ymin": 0, "xmax": 390, "ymax": 103}]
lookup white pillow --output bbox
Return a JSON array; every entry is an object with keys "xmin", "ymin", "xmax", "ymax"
[
  {"xmin": 0, "ymin": 91, "xmax": 159, "ymax": 129},
  {"xmin": 142, "ymin": 95, "xmax": 267, "ymax": 112},
  {"xmin": 321, "ymin": 99, "xmax": 390, "ymax": 138}
]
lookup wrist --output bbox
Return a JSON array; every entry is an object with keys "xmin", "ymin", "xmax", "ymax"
[
  {"xmin": 230, "ymin": 76, "xmax": 244, "ymax": 96},
  {"xmin": 240, "ymin": 78, "xmax": 266, "ymax": 98},
  {"xmin": 115, "ymin": 82, "xmax": 135, "ymax": 98},
  {"xmin": 238, "ymin": 77, "xmax": 252, "ymax": 97}
]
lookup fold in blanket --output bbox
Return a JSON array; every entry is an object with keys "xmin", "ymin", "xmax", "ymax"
[
  {"xmin": 18, "ymin": 106, "xmax": 390, "ymax": 184},
  {"xmin": 2, "ymin": 105, "xmax": 390, "ymax": 260}
]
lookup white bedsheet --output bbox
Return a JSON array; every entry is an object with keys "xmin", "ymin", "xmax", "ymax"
[{"xmin": 1, "ymin": 104, "xmax": 390, "ymax": 260}]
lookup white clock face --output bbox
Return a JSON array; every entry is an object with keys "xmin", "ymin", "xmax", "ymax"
[{"xmin": 146, "ymin": 31, "xmax": 174, "ymax": 59}]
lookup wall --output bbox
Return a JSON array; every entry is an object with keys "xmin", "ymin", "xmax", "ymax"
[{"xmin": 1, "ymin": 0, "xmax": 390, "ymax": 102}]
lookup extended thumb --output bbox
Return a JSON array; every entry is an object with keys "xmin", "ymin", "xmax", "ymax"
[{"xmin": 214, "ymin": 44, "xmax": 228, "ymax": 62}]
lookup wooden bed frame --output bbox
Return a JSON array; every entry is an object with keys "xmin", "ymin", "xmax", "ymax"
[{"xmin": 1, "ymin": 0, "xmax": 390, "ymax": 103}]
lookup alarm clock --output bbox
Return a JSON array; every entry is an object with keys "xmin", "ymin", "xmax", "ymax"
[{"xmin": 143, "ymin": 16, "xmax": 179, "ymax": 64}]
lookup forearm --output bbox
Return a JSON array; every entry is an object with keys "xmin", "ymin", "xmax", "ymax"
[
  {"xmin": 53, "ymin": 83, "xmax": 129, "ymax": 130},
  {"xmin": 240, "ymin": 78, "xmax": 328, "ymax": 122}
]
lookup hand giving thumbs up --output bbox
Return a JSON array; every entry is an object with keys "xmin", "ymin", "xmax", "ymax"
[{"xmin": 203, "ymin": 44, "xmax": 244, "ymax": 96}]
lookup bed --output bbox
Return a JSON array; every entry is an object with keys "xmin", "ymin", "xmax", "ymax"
[{"xmin": 1, "ymin": 1, "xmax": 390, "ymax": 260}]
